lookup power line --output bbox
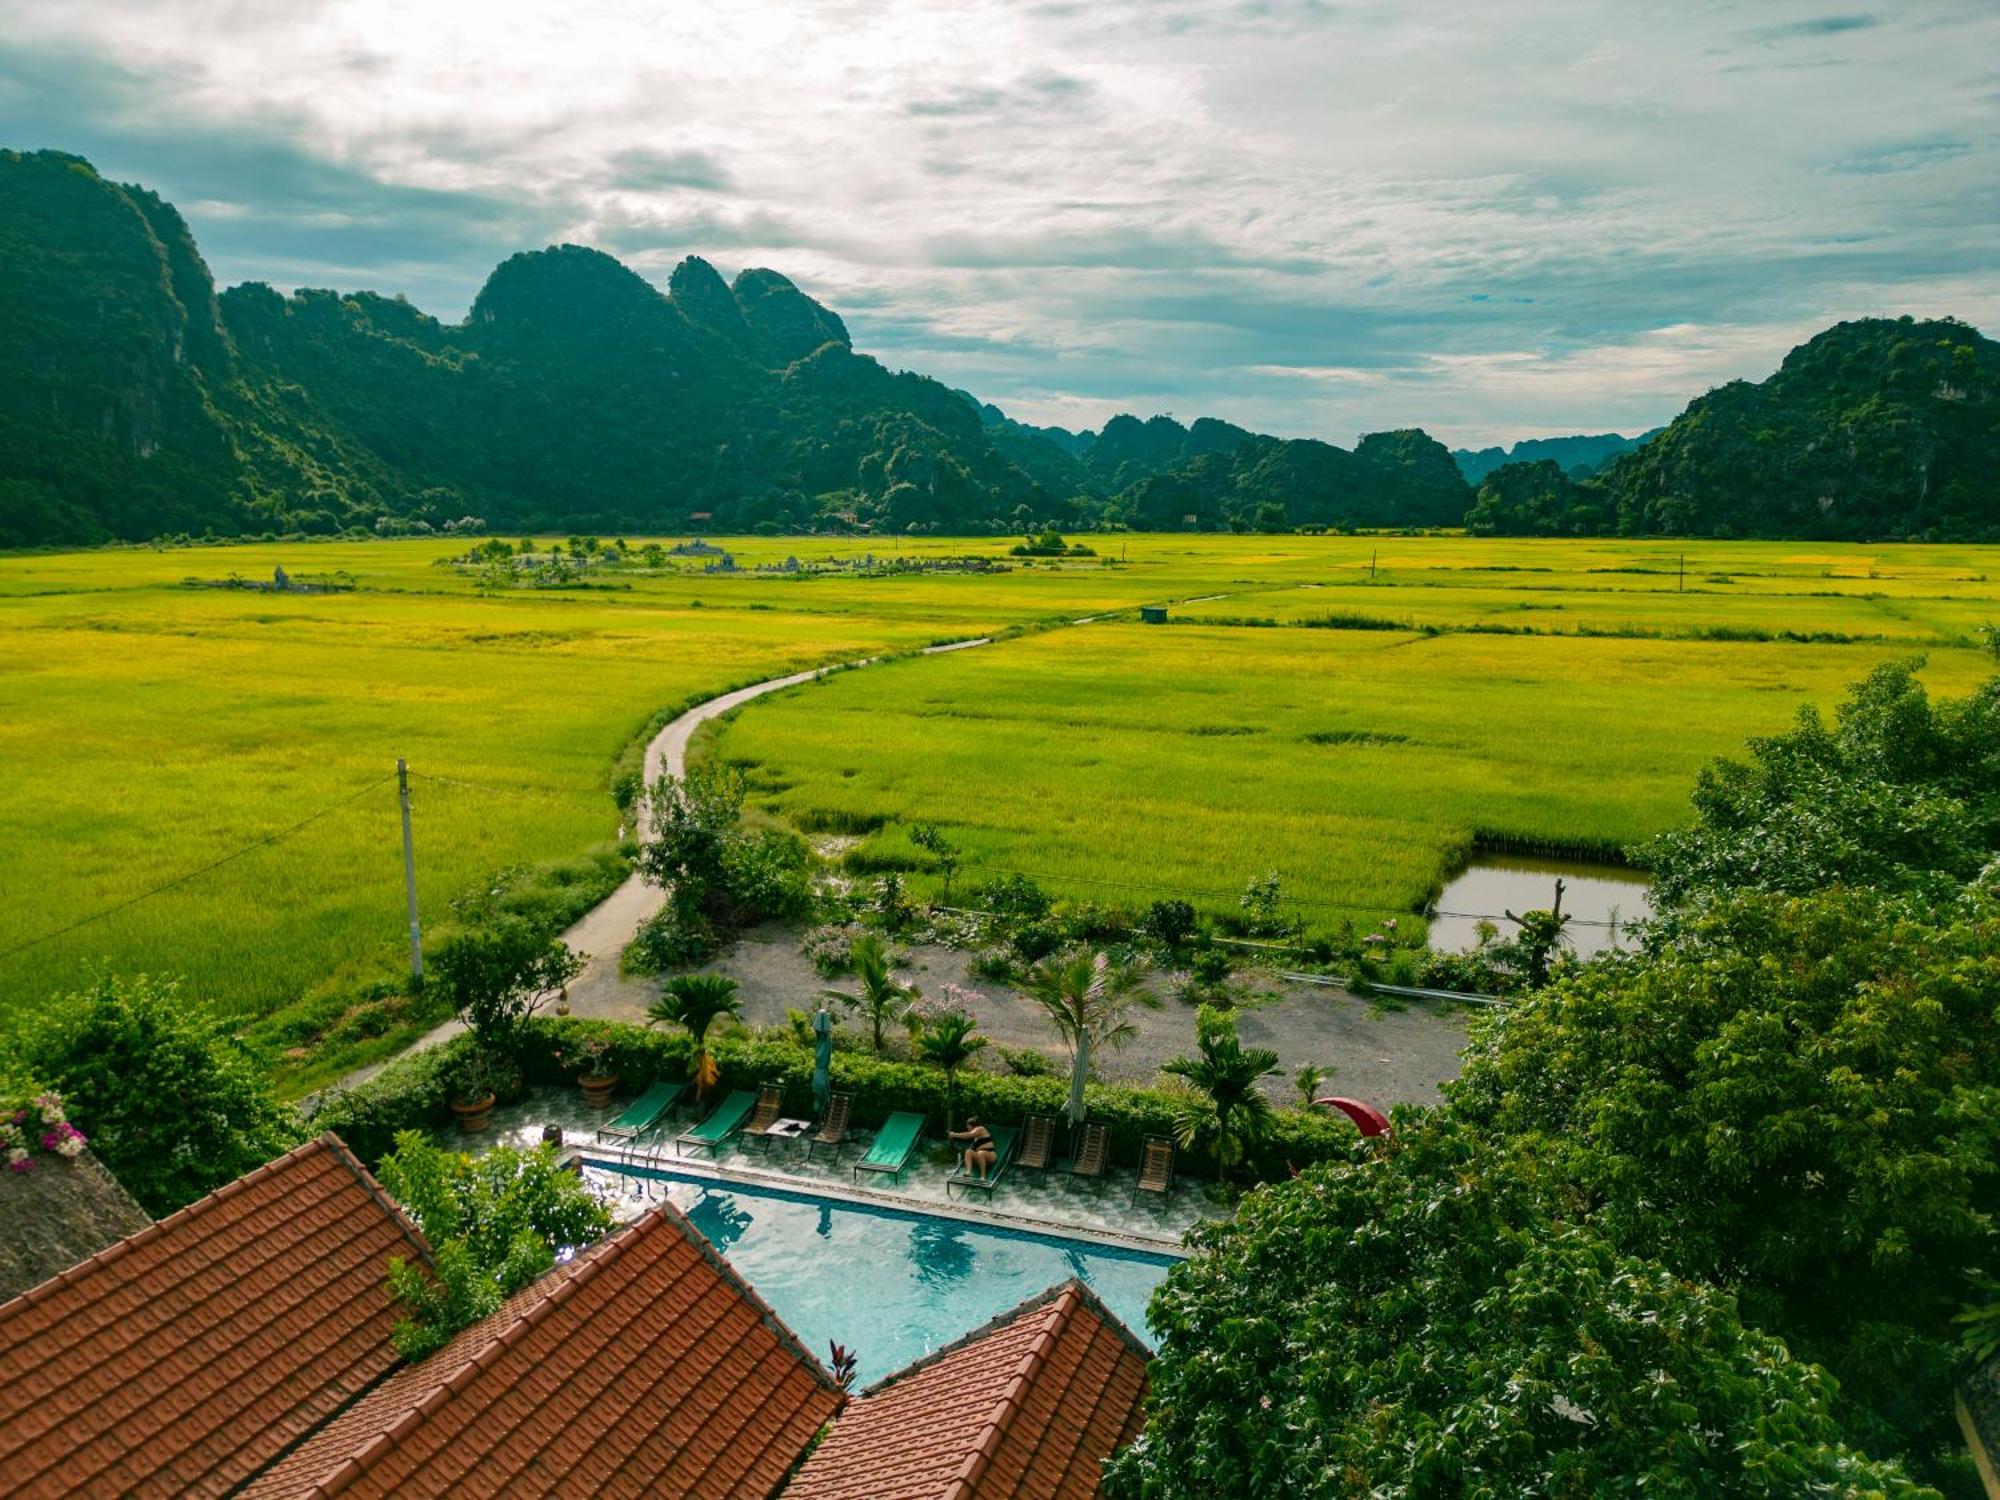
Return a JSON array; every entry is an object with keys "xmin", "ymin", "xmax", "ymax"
[
  {"xmin": 0, "ymin": 774, "xmax": 396, "ymax": 965},
  {"xmin": 406, "ymin": 770, "xmax": 582, "ymax": 803}
]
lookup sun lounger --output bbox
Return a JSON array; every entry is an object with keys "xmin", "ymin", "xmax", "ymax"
[
  {"xmin": 1064, "ymin": 1122, "xmax": 1109, "ymax": 1191},
  {"xmin": 806, "ymin": 1092, "xmax": 853, "ymax": 1163},
  {"xmin": 675, "ymin": 1090, "xmax": 758, "ymax": 1157},
  {"xmin": 1016, "ymin": 1114, "xmax": 1057, "ymax": 1179},
  {"xmin": 851, "ymin": 1111, "xmax": 925, "ymax": 1183},
  {"xmin": 946, "ymin": 1124, "xmax": 1020, "ymax": 1198},
  {"xmin": 1132, "ymin": 1133, "xmax": 1177, "ymax": 1207},
  {"xmin": 594, "ymin": 1081, "xmax": 684, "ymax": 1144},
  {"xmin": 736, "ymin": 1083, "xmax": 788, "ymax": 1152}
]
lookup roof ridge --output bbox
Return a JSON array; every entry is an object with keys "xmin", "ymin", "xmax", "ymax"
[
  {"xmin": 0, "ymin": 1134, "xmax": 336, "ymax": 1321},
  {"xmin": 308, "ymin": 1207, "xmax": 651, "ymax": 1497},
  {"xmin": 857, "ymin": 1278, "xmax": 1081, "ymax": 1399},
  {"xmin": 944, "ymin": 1284, "xmax": 1078, "ymax": 1500},
  {"xmin": 651, "ymin": 1200, "xmax": 843, "ymax": 1396},
  {"xmin": 319, "ymin": 1132, "xmax": 434, "ymax": 1267}
]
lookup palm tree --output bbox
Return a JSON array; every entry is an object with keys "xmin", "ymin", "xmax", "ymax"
[
  {"xmin": 1022, "ymin": 949, "xmax": 1159, "ymax": 1129},
  {"xmin": 1162, "ymin": 1006, "xmax": 1280, "ymax": 1183},
  {"xmin": 915, "ymin": 1010, "xmax": 988, "ymax": 1131},
  {"xmin": 647, "ymin": 973, "xmax": 743, "ymax": 1101},
  {"xmin": 823, "ymin": 932, "xmax": 910, "ymax": 1053}
]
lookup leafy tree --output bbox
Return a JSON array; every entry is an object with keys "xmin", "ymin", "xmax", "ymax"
[
  {"xmin": 18, "ymin": 973, "xmax": 301, "ymax": 1215},
  {"xmin": 433, "ymin": 922, "xmax": 584, "ymax": 1067},
  {"xmin": 377, "ymin": 1132, "xmax": 610, "ymax": 1359},
  {"xmin": 635, "ymin": 768, "xmax": 811, "ymax": 960},
  {"xmin": 1161, "ymin": 1006, "xmax": 1280, "ymax": 1182},
  {"xmin": 910, "ymin": 987, "xmax": 988, "ymax": 1129},
  {"xmin": 1021, "ymin": 948, "xmax": 1159, "ymax": 1126},
  {"xmin": 1106, "ymin": 1121, "xmax": 1932, "ymax": 1499},
  {"xmin": 908, "ymin": 822, "xmax": 962, "ymax": 902},
  {"xmin": 1450, "ymin": 884, "xmax": 2000, "ymax": 1471},
  {"xmin": 646, "ymin": 973, "xmax": 744, "ymax": 1099},
  {"xmin": 1640, "ymin": 660, "xmax": 2000, "ymax": 913},
  {"xmin": 1140, "ymin": 898, "xmax": 1197, "ymax": 952},
  {"xmin": 824, "ymin": 933, "xmax": 911, "ymax": 1053}
]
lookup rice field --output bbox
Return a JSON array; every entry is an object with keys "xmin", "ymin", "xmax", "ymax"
[{"xmin": 2, "ymin": 533, "xmax": 1995, "ymax": 1074}]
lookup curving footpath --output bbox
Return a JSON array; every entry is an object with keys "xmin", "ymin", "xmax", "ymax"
[{"xmin": 324, "ymin": 637, "xmax": 992, "ymax": 1093}]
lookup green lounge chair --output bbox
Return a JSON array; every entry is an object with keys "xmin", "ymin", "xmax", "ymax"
[
  {"xmin": 946, "ymin": 1124, "xmax": 1019, "ymax": 1198},
  {"xmin": 594, "ymin": 1081, "xmax": 684, "ymax": 1145},
  {"xmin": 675, "ymin": 1090, "xmax": 758, "ymax": 1157},
  {"xmin": 852, "ymin": 1112, "xmax": 925, "ymax": 1183}
]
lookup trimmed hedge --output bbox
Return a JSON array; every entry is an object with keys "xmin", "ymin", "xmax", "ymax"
[{"xmin": 311, "ymin": 1018, "xmax": 1364, "ymax": 1183}]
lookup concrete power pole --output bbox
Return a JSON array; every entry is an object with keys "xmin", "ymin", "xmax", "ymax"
[{"xmin": 397, "ymin": 758, "xmax": 423, "ymax": 981}]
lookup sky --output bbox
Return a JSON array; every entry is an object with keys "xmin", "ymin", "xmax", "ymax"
[{"xmin": 1, "ymin": 0, "xmax": 1994, "ymax": 447}]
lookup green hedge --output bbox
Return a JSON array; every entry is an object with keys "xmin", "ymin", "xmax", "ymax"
[{"xmin": 312, "ymin": 1018, "xmax": 1363, "ymax": 1182}]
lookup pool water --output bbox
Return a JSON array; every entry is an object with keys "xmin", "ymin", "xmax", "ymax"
[{"xmin": 598, "ymin": 1163, "xmax": 1176, "ymax": 1381}]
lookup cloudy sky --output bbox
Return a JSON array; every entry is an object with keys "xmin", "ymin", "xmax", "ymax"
[{"xmin": 2, "ymin": 1, "xmax": 1994, "ymax": 445}]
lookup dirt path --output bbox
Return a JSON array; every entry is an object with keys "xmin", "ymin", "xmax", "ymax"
[{"xmin": 324, "ymin": 639, "xmax": 992, "ymax": 1093}]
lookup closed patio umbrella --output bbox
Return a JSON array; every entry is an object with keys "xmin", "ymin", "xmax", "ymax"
[{"xmin": 812, "ymin": 1005, "xmax": 834, "ymax": 1115}]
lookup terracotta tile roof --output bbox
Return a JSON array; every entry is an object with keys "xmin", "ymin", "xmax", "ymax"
[
  {"xmin": 0, "ymin": 1133, "xmax": 427, "ymax": 1499},
  {"xmin": 783, "ymin": 1279, "xmax": 1150, "ymax": 1500},
  {"xmin": 242, "ymin": 1202, "xmax": 845, "ymax": 1500}
]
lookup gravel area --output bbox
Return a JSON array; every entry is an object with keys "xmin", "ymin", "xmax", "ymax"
[{"xmin": 696, "ymin": 923, "xmax": 1473, "ymax": 1109}]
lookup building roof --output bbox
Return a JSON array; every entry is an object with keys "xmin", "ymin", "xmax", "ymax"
[
  {"xmin": 783, "ymin": 1279, "xmax": 1150, "ymax": 1500},
  {"xmin": 242, "ymin": 1202, "xmax": 845, "ymax": 1500},
  {"xmin": 0, "ymin": 1133, "xmax": 426, "ymax": 1499},
  {"xmin": 0, "ymin": 1149, "xmax": 152, "ymax": 1303}
]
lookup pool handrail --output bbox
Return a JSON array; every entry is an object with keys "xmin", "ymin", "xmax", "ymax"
[
  {"xmin": 675, "ymin": 1090, "xmax": 758, "ymax": 1157},
  {"xmin": 852, "ymin": 1111, "xmax": 926, "ymax": 1183},
  {"xmin": 594, "ymin": 1080, "xmax": 684, "ymax": 1144},
  {"xmin": 946, "ymin": 1123, "xmax": 1020, "ymax": 1198}
]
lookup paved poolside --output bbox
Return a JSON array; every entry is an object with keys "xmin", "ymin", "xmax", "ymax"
[{"xmin": 472, "ymin": 1091, "xmax": 1209, "ymax": 1251}]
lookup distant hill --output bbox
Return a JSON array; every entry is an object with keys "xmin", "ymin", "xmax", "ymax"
[
  {"xmin": 1117, "ymin": 428, "xmax": 1469, "ymax": 531},
  {"xmin": 0, "ymin": 149, "xmax": 1042, "ymax": 546},
  {"xmin": 3, "ymin": 150, "xmax": 1994, "ymax": 545},
  {"xmin": 1594, "ymin": 318, "xmax": 1999, "ymax": 539},
  {"xmin": 1452, "ymin": 432, "xmax": 1655, "ymax": 484}
]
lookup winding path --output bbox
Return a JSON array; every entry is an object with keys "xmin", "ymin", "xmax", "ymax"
[{"xmin": 325, "ymin": 637, "xmax": 993, "ymax": 1092}]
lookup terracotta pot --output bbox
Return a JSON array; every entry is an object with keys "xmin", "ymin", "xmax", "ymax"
[
  {"xmin": 578, "ymin": 1074, "xmax": 619, "ymax": 1109},
  {"xmin": 451, "ymin": 1091, "xmax": 497, "ymax": 1133}
]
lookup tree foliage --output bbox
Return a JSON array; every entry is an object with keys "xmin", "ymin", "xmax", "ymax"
[
  {"xmin": 16, "ymin": 973, "xmax": 301, "ymax": 1215},
  {"xmin": 646, "ymin": 973, "xmax": 744, "ymax": 1098},
  {"xmin": 1108, "ymin": 1122, "xmax": 1931, "ymax": 1499},
  {"xmin": 376, "ymin": 1131, "xmax": 611, "ymax": 1359}
]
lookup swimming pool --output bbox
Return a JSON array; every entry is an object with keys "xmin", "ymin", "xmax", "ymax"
[{"xmin": 595, "ymin": 1162, "xmax": 1177, "ymax": 1381}]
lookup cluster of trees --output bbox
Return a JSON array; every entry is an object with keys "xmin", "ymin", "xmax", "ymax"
[{"xmin": 1114, "ymin": 660, "xmax": 2000, "ymax": 1497}]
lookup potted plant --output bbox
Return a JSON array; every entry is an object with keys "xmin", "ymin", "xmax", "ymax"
[
  {"xmin": 576, "ymin": 1035, "xmax": 618, "ymax": 1108},
  {"xmin": 450, "ymin": 1054, "xmax": 502, "ymax": 1133}
]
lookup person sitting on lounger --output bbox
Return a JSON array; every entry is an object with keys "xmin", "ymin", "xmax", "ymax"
[{"xmin": 949, "ymin": 1118, "xmax": 997, "ymax": 1179}]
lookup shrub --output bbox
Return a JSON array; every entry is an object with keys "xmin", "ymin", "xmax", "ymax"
[
  {"xmin": 20, "ymin": 973, "xmax": 303, "ymax": 1215},
  {"xmin": 626, "ymin": 905, "xmax": 721, "ymax": 974}
]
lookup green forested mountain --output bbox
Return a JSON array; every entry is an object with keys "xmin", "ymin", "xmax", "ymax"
[
  {"xmin": 1594, "ymin": 318, "xmax": 1999, "ymax": 539},
  {"xmin": 3, "ymin": 150, "xmax": 1995, "ymax": 545},
  {"xmin": 1115, "ymin": 428, "xmax": 1470, "ymax": 531}
]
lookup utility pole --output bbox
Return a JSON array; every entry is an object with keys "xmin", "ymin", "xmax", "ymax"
[
  {"xmin": 397, "ymin": 758, "xmax": 423, "ymax": 982},
  {"xmin": 1678, "ymin": 553, "xmax": 1685, "ymax": 593},
  {"xmin": 1370, "ymin": 548, "xmax": 1378, "ymax": 581}
]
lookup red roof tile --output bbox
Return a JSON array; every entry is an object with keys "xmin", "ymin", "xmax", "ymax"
[
  {"xmin": 0, "ymin": 1133, "xmax": 427, "ymax": 1499},
  {"xmin": 783, "ymin": 1280, "xmax": 1150, "ymax": 1500},
  {"xmin": 241, "ymin": 1202, "xmax": 845, "ymax": 1500}
]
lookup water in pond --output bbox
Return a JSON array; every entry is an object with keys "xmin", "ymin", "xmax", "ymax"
[{"xmin": 1429, "ymin": 854, "xmax": 1650, "ymax": 959}]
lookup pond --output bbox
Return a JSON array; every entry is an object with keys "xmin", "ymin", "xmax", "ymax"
[{"xmin": 1429, "ymin": 854, "xmax": 1651, "ymax": 960}]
